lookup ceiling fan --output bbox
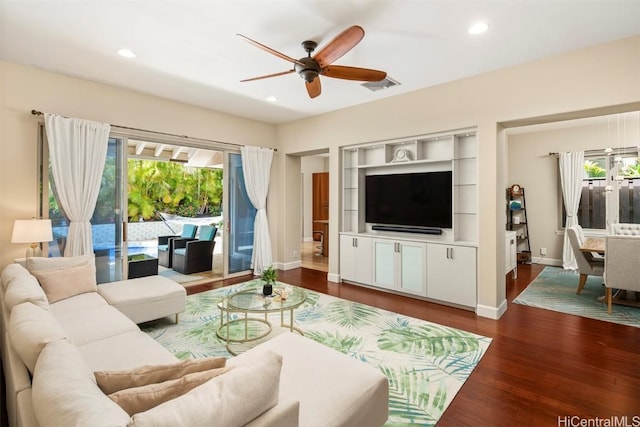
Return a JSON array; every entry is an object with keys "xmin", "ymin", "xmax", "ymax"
[{"xmin": 238, "ymin": 25, "xmax": 387, "ymax": 99}]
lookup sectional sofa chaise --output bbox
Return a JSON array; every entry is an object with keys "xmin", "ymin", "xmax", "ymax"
[{"xmin": 0, "ymin": 255, "xmax": 389, "ymax": 426}]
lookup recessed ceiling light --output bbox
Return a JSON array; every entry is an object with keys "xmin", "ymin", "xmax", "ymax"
[
  {"xmin": 117, "ymin": 48, "xmax": 136, "ymax": 59},
  {"xmin": 468, "ymin": 22, "xmax": 489, "ymax": 35},
  {"xmin": 266, "ymin": 96, "xmax": 278, "ymax": 103}
]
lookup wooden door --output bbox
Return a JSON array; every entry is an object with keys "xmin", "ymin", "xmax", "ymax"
[{"xmin": 312, "ymin": 172, "xmax": 329, "ymax": 256}]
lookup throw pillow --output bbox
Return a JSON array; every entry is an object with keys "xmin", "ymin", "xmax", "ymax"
[
  {"xmin": 129, "ymin": 351, "xmax": 282, "ymax": 427},
  {"xmin": 32, "ymin": 263, "xmax": 97, "ymax": 303},
  {"xmin": 26, "ymin": 254, "xmax": 95, "ymax": 273},
  {"xmin": 8, "ymin": 302, "xmax": 67, "ymax": 373},
  {"xmin": 95, "ymin": 356, "xmax": 227, "ymax": 394},
  {"xmin": 4, "ymin": 275, "xmax": 49, "ymax": 312},
  {"xmin": 109, "ymin": 367, "xmax": 231, "ymax": 416}
]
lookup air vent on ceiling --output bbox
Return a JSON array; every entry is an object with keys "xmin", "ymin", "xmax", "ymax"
[{"xmin": 361, "ymin": 77, "xmax": 400, "ymax": 92}]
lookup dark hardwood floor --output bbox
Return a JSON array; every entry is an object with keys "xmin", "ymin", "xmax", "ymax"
[{"xmin": 191, "ymin": 264, "xmax": 640, "ymax": 426}]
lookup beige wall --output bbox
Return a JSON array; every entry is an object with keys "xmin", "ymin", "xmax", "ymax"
[
  {"xmin": 0, "ymin": 61, "xmax": 278, "ymax": 267},
  {"xmin": 275, "ymin": 35, "xmax": 640, "ymax": 317},
  {"xmin": 507, "ymin": 113, "xmax": 640, "ymax": 264}
]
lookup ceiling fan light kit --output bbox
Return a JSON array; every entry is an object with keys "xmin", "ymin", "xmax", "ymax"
[{"xmin": 238, "ymin": 25, "xmax": 387, "ymax": 98}]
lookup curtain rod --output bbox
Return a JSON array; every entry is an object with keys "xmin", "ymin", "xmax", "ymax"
[
  {"xmin": 30, "ymin": 110, "xmax": 277, "ymax": 152},
  {"xmin": 548, "ymin": 148, "xmax": 629, "ymax": 156}
]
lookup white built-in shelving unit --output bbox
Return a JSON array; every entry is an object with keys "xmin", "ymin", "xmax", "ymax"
[{"xmin": 340, "ymin": 128, "xmax": 479, "ymax": 310}]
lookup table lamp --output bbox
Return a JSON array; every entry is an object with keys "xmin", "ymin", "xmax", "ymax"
[{"xmin": 11, "ymin": 218, "xmax": 53, "ymax": 258}]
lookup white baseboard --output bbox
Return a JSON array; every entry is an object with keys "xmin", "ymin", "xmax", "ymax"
[
  {"xmin": 276, "ymin": 260, "xmax": 302, "ymax": 271},
  {"xmin": 476, "ymin": 299, "xmax": 507, "ymax": 319},
  {"xmin": 327, "ymin": 273, "xmax": 340, "ymax": 283},
  {"xmin": 531, "ymin": 257, "xmax": 562, "ymax": 266},
  {"xmin": 302, "ymin": 237, "xmax": 313, "ymax": 243}
]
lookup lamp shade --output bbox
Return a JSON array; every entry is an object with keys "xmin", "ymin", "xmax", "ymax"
[{"xmin": 11, "ymin": 219, "xmax": 53, "ymax": 244}]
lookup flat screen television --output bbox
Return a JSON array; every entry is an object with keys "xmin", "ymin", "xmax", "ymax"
[{"xmin": 365, "ymin": 171, "xmax": 452, "ymax": 229}]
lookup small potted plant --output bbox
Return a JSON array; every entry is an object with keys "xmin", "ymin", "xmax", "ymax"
[{"xmin": 261, "ymin": 265, "xmax": 277, "ymax": 296}]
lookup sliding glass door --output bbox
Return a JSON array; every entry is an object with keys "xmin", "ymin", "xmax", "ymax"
[
  {"xmin": 224, "ymin": 152, "xmax": 256, "ymax": 275},
  {"xmin": 42, "ymin": 124, "xmax": 255, "ymax": 282}
]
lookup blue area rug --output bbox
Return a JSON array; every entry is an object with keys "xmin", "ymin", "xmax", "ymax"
[
  {"xmin": 513, "ymin": 266, "xmax": 640, "ymax": 328},
  {"xmin": 142, "ymin": 279, "xmax": 492, "ymax": 426}
]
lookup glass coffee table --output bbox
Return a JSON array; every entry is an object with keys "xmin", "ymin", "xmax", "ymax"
[{"xmin": 216, "ymin": 284, "xmax": 306, "ymax": 355}]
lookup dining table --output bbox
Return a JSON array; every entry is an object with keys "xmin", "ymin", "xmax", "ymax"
[{"xmin": 579, "ymin": 237, "xmax": 605, "ymax": 260}]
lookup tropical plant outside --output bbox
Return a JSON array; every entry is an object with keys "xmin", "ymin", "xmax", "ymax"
[
  {"xmin": 49, "ymin": 158, "xmax": 223, "ymax": 223},
  {"xmin": 127, "ymin": 159, "xmax": 222, "ymax": 221},
  {"xmin": 583, "ymin": 160, "xmax": 606, "ymax": 177},
  {"xmin": 583, "ymin": 157, "xmax": 640, "ymax": 178}
]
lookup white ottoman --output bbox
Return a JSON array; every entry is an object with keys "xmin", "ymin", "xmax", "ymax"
[{"xmin": 97, "ymin": 276, "xmax": 186, "ymax": 324}]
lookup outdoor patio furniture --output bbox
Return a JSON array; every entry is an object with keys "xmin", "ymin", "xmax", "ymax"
[
  {"xmin": 157, "ymin": 224, "xmax": 198, "ymax": 268},
  {"xmin": 172, "ymin": 225, "xmax": 217, "ymax": 275}
]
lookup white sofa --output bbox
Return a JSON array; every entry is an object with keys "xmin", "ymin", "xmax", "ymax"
[{"xmin": 0, "ymin": 262, "xmax": 389, "ymax": 427}]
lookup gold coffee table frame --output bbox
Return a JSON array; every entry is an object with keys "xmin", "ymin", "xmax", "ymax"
[{"xmin": 216, "ymin": 284, "xmax": 306, "ymax": 355}]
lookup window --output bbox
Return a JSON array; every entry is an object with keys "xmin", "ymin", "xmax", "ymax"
[{"xmin": 570, "ymin": 148, "xmax": 640, "ymax": 230}]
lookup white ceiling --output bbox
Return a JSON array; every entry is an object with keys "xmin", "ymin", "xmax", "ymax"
[{"xmin": 1, "ymin": 1, "xmax": 639, "ymax": 124}]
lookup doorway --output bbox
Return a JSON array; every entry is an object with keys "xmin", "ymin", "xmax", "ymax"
[{"xmin": 300, "ymin": 153, "xmax": 329, "ymax": 272}]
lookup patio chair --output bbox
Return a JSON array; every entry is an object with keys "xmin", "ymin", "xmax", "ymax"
[
  {"xmin": 567, "ymin": 226, "xmax": 604, "ymax": 294},
  {"xmin": 172, "ymin": 225, "xmax": 218, "ymax": 275},
  {"xmin": 157, "ymin": 224, "xmax": 198, "ymax": 268},
  {"xmin": 603, "ymin": 235, "xmax": 640, "ymax": 314}
]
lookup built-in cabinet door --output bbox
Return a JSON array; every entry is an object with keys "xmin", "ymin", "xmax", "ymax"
[
  {"xmin": 426, "ymin": 243, "xmax": 476, "ymax": 307},
  {"xmin": 373, "ymin": 240, "xmax": 396, "ymax": 289},
  {"xmin": 448, "ymin": 246, "xmax": 477, "ymax": 307},
  {"xmin": 398, "ymin": 242, "xmax": 426, "ymax": 295},
  {"xmin": 339, "ymin": 235, "xmax": 372, "ymax": 284},
  {"xmin": 425, "ymin": 244, "xmax": 450, "ymax": 301},
  {"xmin": 373, "ymin": 239, "xmax": 426, "ymax": 295}
]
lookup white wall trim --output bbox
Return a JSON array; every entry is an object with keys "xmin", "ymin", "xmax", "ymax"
[
  {"xmin": 327, "ymin": 273, "xmax": 340, "ymax": 283},
  {"xmin": 302, "ymin": 237, "xmax": 313, "ymax": 242},
  {"xmin": 476, "ymin": 299, "xmax": 508, "ymax": 319},
  {"xmin": 276, "ymin": 260, "xmax": 302, "ymax": 271},
  {"xmin": 531, "ymin": 257, "xmax": 562, "ymax": 266}
]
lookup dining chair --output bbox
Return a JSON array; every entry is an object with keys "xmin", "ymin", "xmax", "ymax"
[
  {"xmin": 172, "ymin": 225, "xmax": 218, "ymax": 274},
  {"xmin": 603, "ymin": 235, "xmax": 640, "ymax": 314},
  {"xmin": 157, "ymin": 224, "xmax": 198, "ymax": 268},
  {"xmin": 567, "ymin": 226, "xmax": 604, "ymax": 294}
]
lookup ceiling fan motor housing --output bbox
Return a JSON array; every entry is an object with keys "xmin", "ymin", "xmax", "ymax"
[{"xmin": 295, "ymin": 57, "xmax": 321, "ymax": 82}]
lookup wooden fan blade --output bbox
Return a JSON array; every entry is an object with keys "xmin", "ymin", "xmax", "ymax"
[
  {"xmin": 322, "ymin": 65, "xmax": 386, "ymax": 82},
  {"xmin": 237, "ymin": 34, "xmax": 305, "ymax": 66},
  {"xmin": 306, "ymin": 77, "xmax": 321, "ymax": 98},
  {"xmin": 313, "ymin": 25, "xmax": 365, "ymax": 67},
  {"xmin": 240, "ymin": 69, "xmax": 295, "ymax": 82}
]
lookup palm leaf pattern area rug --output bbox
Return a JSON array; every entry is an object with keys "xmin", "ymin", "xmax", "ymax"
[
  {"xmin": 141, "ymin": 279, "xmax": 491, "ymax": 426},
  {"xmin": 513, "ymin": 266, "xmax": 640, "ymax": 328}
]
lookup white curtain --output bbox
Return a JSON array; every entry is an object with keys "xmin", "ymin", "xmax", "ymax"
[
  {"xmin": 559, "ymin": 151, "xmax": 584, "ymax": 270},
  {"xmin": 45, "ymin": 114, "xmax": 111, "ymax": 256},
  {"xmin": 241, "ymin": 146, "xmax": 274, "ymax": 275}
]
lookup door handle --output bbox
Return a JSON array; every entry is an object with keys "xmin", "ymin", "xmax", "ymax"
[
  {"xmin": 353, "ymin": 238, "xmax": 358, "ymax": 248},
  {"xmin": 123, "ymin": 222, "xmax": 127, "ymax": 242}
]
